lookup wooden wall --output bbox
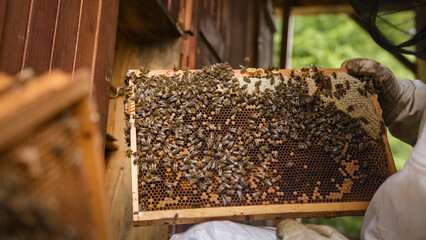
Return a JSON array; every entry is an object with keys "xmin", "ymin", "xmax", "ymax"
[
  {"xmin": 0, "ymin": 0, "xmax": 120, "ymax": 142},
  {"xmin": 106, "ymin": 0, "xmax": 184, "ymax": 238},
  {"xmin": 184, "ymin": 0, "xmax": 276, "ymax": 69},
  {"xmin": 106, "ymin": 31, "xmax": 182, "ymax": 240}
]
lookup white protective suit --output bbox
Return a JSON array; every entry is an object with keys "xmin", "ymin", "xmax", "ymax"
[
  {"xmin": 171, "ymin": 59, "xmax": 426, "ymax": 240},
  {"xmin": 343, "ymin": 60, "xmax": 426, "ymax": 240}
]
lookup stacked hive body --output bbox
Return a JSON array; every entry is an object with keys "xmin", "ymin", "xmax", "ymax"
[
  {"xmin": 0, "ymin": 72, "xmax": 111, "ymax": 239},
  {"xmin": 125, "ymin": 64, "xmax": 395, "ymax": 225}
]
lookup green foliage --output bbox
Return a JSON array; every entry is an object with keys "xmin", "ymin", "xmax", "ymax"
[
  {"xmin": 274, "ymin": 14, "xmax": 415, "ymax": 79},
  {"xmin": 273, "ymin": 13, "xmax": 415, "ymax": 237}
]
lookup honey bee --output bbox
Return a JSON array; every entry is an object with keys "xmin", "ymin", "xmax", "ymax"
[
  {"xmin": 252, "ymin": 191, "xmax": 261, "ymax": 199},
  {"xmin": 286, "ymin": 160, "xmax": 294, "ymax": 168},
  {"xmin": 222, "ymin": 196, "xmax": 231, "ymax": 206}
]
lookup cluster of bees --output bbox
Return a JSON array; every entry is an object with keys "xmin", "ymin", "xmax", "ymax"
[{"xmin": 124, "ymin": 63, "xmax": 382, "ymax": 209}]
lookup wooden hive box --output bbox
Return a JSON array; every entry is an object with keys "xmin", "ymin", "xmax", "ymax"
[
  {"xmin": 0, "ymin": 71, "xmax": 112, "ymax": 239},
  {"xmin": 124, "ymin": 65, "xmax": 395, "ymax": 226}
]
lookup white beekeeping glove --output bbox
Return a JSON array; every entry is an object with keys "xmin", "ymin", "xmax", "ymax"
[
  {"xmin": 276, "ymin": 219, "xmax": 348, "ymax": 240},
  {"xmin": 341, "ymin": 58, "xmax": 426, "ymax": 146}
]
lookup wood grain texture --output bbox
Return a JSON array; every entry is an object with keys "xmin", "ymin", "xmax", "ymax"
[
  {"xmin": 199, "ymin": 13, "xmax": 225, "ymax": 60},
  {"xmin": 50, "ymin": 0, "xmax": 81, "ymax": 72},
  {"xmin": 0, "ymin": 0, "xmax": 8, "ymax": 48},
  {"xmin": 257, "ymin": 0, "xmax": 275, "ymax": 68},
  {"xmin": 224, "ymin": 0, "xmax": 255, "ymax": 68},
  {"xmin": 106, "ymin": 31, "xmax": 181, "ymax": 240},
  {"xmin": 22, "ymin": 0, "xmax": 59, "ymax": 75},
  {"xmin": 0, "ymin": 0, "xmax": 121, "ymax": 142},
  {"xmin": 0, "ymin": 0, "xmax": 32, "ymax": 75},
  {"xmin": 111, "ymin": 32, "xmax": 182, "ymax": 90},
  {"xmin": 91, "ymin": 0, "xmax": 120, "ymax": 147},
  {"xmin": 370, "ymin": 94, "xmax": 396, "ymax": 174},
  {"xmin": 134, "ymin": 202, "xmax": 368, "ymax": 226},
  {"xmin": 73, "ymin": 0, "xmax": 99, "ymax": 73}
]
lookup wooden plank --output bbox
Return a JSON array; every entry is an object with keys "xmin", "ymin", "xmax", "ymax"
[
  {"xmin": 50, "ymin": 0, "xmax": 81, "ymax": 72},
  {"xmin": 196, "ymin": 35, "xmax": 220, "ymax": 68},
  {"xmin": 198, "ymin": 7, "xmax": 225, "ymax": 60},
  {"xmin": 224, "ymin": 0, "xmax": 255, "ymax": 68},
  {"xmin": 106, "ymin": 31, "xmax": 181, "ymax": 240},
  {"xmin": 258, "ymin": 0, "xmax": 275, "ymax": 67},
  {"xmin": 188, "ymin": 35, "xmax": 197, "ymax": 68},
  {"xmin": 0, "ymin": 71, "xmax": 89, "ymax": 151},
  {"xmin": 22, "ymin": 0, "xmax": 59, "ymax": 75},
  {"xmin": 73, "ymin": 0, "xmax": 99, "ymax": 73},
  {"xmin": 291, "ymin": 4, "xmax": 354, "ymax": 15},
  {"xmin": 134, "ymin": 202, "xmax": 368, "ymax": 226},
  {"xmin": 144, "ymin": 68, "xmax": 346, "ymax": 76},
  {"xmin": 0, "ymin": 0, "xmax": 32, "ymax": 75},
  {"xmin": 252, "ymin": 0, "xmax": 261, "ymax": 67},
  {"xmin": 183, "ymin": 0, "xmax": 194, "ymax": 33},
  {"xmin": 370, "ymin": 94, "xmax": 396, "ymax": 174},
  {"xmin": 91, "ymin": 0, "xmax": 120, "ymax": 146},
  {"xmin": 128, "ymin": 83, "xmax": 139, "ymax": 218},
  {"xmin": 0, "ymin": 0, "xmax": 8, "ymax": 48}
]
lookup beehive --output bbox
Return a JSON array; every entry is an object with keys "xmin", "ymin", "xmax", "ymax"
[
  {"xmin": 0, "ymin": 72, "xmax": 111, "ymax": 239},
  {"xmin": 125, "ymin": 63, "xmax": 395, "ymax": 226}
]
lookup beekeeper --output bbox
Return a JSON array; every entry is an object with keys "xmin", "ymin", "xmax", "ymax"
[{"xmin": 342, "ymin": 58, "xmax": 426, "ymax": 240}]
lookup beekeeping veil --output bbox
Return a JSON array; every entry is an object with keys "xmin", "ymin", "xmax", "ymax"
[{"xmin": 349, "ymin": 0, "xmax": 426, "ymax": 60}]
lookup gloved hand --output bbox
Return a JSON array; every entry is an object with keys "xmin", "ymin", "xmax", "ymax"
[
  {"xmin": 276, "ymin": 219, "xmax": 348, "ymax": 240},
  {"xmin": 341, "ymin": 58, "xmax": 426, "ymax": 146},
  {"xmin": 341, "ymin": 58, "xmax": 402, "ymax": 120}
]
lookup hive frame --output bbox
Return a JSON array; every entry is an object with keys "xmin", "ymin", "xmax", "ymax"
[
  {"xmin": 128, "ymin": 68, "xmax": 395, "ymax": 226},
  {"xmin": 0, "ymin": 71, "xmax": 112, "ymax": 238}
]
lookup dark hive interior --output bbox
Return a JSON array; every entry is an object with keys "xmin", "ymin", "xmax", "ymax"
[{"xmin": 124, "ymin": 63, "xmax": 393, "ymax": 212}]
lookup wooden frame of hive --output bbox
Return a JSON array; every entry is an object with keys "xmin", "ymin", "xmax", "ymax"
[
  {"xmin": 128, "ymin": 68, "xmax": 395, "ymax": 226},
  {"xmin": 0, "ymin": 71, "xmax": 112, "ymax": 239}
]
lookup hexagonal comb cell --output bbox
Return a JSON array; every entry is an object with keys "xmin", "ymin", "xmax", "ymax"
[{"xmin": 125, "ymin": 63, "xmax": 394, "ymax": 218}]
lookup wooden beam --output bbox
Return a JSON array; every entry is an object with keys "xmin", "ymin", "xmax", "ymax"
[
  {"xmin": 134, "ymin": 202, "xmax": 368, "ymax": 226},
  {"xmin": 291, "ymin": 4, "xmax": 354, "ymax": 15}
]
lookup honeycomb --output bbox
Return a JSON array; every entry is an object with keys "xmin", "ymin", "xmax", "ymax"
[
  {"xmin": 125, "ymin": 63, "xmax": 394, "ymax": 213},
  {"xmin": 0, "ymin": 112, "xmax": 97, "ymax": 239}
]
